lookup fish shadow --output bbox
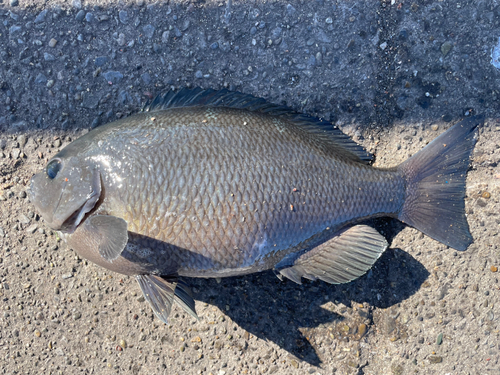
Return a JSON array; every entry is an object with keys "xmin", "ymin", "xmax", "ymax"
[{"xmin": 190, "ymin": 219, "xmax": 430, "ymax": 366}]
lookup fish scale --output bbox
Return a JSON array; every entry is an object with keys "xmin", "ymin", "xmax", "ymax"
[{"xmin": 29, "ymin": 88, "xmax": 481, "ymax": 324}]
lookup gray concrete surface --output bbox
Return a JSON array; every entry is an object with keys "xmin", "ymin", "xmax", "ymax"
[{"xmin": 1, "ymin": 1, "xmax": 499, "ymax": 374}]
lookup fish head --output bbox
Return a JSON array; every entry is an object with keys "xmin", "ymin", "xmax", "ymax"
[{"xmin": 29, "ymin": 155, "xmax": 101, "ymax": 233}]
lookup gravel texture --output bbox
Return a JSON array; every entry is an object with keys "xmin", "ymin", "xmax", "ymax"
[{"xmin": 1, "ymin": 1, "xmax": 500, "ymax": 374}]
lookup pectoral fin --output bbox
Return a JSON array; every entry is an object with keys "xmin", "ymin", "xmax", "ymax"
[
  {"xmin": 83, "ymin": 215, "xmax": 128, "ymax": 262},
  {"xmin": 136, "ymin": 275, "xmax": 198, "ymax": 324},
  {"xmin": 276, "ymin": 225, "xmax": 388, "ymax": 285}
]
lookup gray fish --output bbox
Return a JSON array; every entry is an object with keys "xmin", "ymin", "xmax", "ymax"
[{"xmin": 29, "ymin": 88, "xmax": 482, "ymax": 324}]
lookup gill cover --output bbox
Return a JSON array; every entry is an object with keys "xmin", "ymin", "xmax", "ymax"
[{"xmin": 29, "ymin": 156, "xmax": 101, "ymax": 232}]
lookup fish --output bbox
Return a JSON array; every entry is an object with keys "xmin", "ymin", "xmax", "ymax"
[{"xmin": 29, "ymin": 88, "xmax": 483, "ymax": 324}]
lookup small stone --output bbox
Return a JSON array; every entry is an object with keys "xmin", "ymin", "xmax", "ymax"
[
  {"xmin": 476, "ymin": 198, "xmax": 487, "ymax": 207},
  {"xmin": 491, "ymin": 266, "xmax": 498, "ymax": 273},
  {"xmin": 72, "ymin": 312, "xmax": 82, "ymax": 320},
  {"xmin": 481, "ymin": 191, "xmax": 491, "ymax": 199},
  {"xmin": 119, "ymin": 339, "xmax": 127, "ymax": 348},
  {"xmin": 44, "ymin": 52, "xmax": 55, "ymax": 61},
  {"xmin": 162, "ymin": 31, "xmax": 170, "ymax": 43},
  {"xmin": 35, "ymin": 74, "xmax": 47, "ymax": 85},
  {"xmin": 119, "ymin": 10, "xmax": 129, "ymax": 24},
  {"xmin": 103, "ymin": 71, "xmax": 124, "ymax": 84},
  {"xmin": 94, "ymin": 56, "xmax": 109, "ymax": 67},
  {"xmin": 195, "ymin": 70, "xmax": 203, "ymax": 79},
  {"xmin": 290, "ymin": 359, "xmax": 298, "ymax": 368},
  {"xmin": 441, "ymin": 42, "xmax": 452, "ymax": 57},
  {"xmin": 428, "ymin": 356, "xmax": 442, "ymax": 364},
  {"xmin": 75, "ymin": 10, "xmax": 86, "ymax": 22},
  {"xmin": 35, "ymin": 330, "xmax": 41, "ymax": 337},
  {"xmin": 35, "ymin": 9, "xmax": 49, "ymax": 24},
  {"xmin": 379, "ymin": 42, "xmax": 388, "ymax": 50},
  {"xmin": 49, "ymin": 38, "xmax": 58, "ymax": 47},
  {"xmin": 431, "ymin": 124, "xmax": 439, "ymax": 131},
  {"xmin": 286, "ymin": 4, "xmax": 296, "ymax": 16},
  {"xmin": 141, "ymin": 73, "xmax": 151, "ymax": 84},
  {"xmin": 26, "ymin": 224, "xmax": 38, "ymax": 233},
  {"xmin": 326, "ymin": 17, "xmax": 333, "ymax": 24},
  {"xmin": 143, "ymin": 24, "xmax": 155, "ymax": 39},
  {"xmin": 436, "ymin": 333, "xmax": 443, "ymax": 345},
  {"xmin": 72, "ymin": 0, "xmax": 82, "ymax": 8},
  {"xmin": 180, "ymin": 20, "xmax": 190, "ymax": 32},
  {"xmin": 10, "ymin": 0, "xmax": 19, "ymax": 6},
  {"xmin": 11, "ymin": 148, "xmax": 20, "ymax": 159},
  {"xmin": 85, "ymin": 13, "xmax": 94, "ymax": 22},
  {"xmin": 358, "ymin": 323, "xmax": 367, "ymax": 337}
]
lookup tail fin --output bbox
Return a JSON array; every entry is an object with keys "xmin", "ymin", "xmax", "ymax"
[{"xmin": 398, "ymin": 116, "xmax": 483, "ymax": 251}]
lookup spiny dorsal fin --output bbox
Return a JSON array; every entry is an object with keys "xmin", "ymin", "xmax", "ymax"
[{"xmin": 143, "ymin": 88, "xmax": 373, "ymax": 163}]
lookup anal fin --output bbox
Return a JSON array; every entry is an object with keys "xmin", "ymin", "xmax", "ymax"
[
  {"xmin": 276, "ymin": 225, "xmax": 388, "ymax": 285},
  {"xmin": 136, "ymin": 275, "xmax": 198, "ymax": 324}
]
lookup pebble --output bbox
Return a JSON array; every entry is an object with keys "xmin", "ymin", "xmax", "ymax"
[
  {"xmin": 379, "ymin": 42, "xmax": 388, "ymax": 50},
  {"xmin": 44, "ymin": 53, "xmax": 55, "ymax": 61},
  {"xmin": 162, "ymin": 31, "xmax": 170, "ymax": 43},
  {"xmin": 436, "ymin": 333, "xmax": 443, "ymax": 345},
  {"xmin": 143, "ymin": 24, "xmax": 155, "ymax": 39},
  {"xmin": 431, "ymin": 124, "xmax": 439, "ymax": 131},
  {"xmin": 26, "ymin": 224, "xmax": 38, "ymax": 233},
  {"xmin": 75, "ymin": 10, "xmax": 86, "ymax": 22},
  {"xmin": 103, "ymin": 71, "xmax": 124, "ymax": 84},
  {"xmin": 11, "ymin": 148, "xmax": 20, "ymax": 159},
  {"xmin": 141, "ymin": 73, "xmax": 151, "ymax": 84},
  {"xmin": 94, "ymin": 56, "xmax": 109, "ymax": 67},
  {"xmin": 35, "ymin": 330, "xmax": 41, "ymax": 337},
  {"xmin": 19, "ymin": 214, "xmax": 30, "ymax": 224},
  {"xmin": 491, "ymin": 266, "xmax": 498, "ymax": 273},
  {"xmin": 34, "ymin": 9, "xmax": 49, "ymax": 24},
  {"xmin": 72, "ymin": 0, "xmax": 82, "ymax": 8},
  {"xmin": 326, "ymin": 17, "xmax": 333, "ymax": 24},
  {"xmin": 10, "ymin": 0, "xmax": 19, "ymax": 6},
  {"xmin": 9, "ymin": 25, "xmax": 22, "ymax": 35},
  {"xmin": 119, "ymin": 10, "xmax": 129, "ymax": 24},
  {"xmin": 358, "ymin": 323, "xmax": 367, "ymax": 337},
  {"xmin": 481, "ymin": 191, "xmax": 491, "ymax": 199},
  {"xmin": 119, "ymin": 339, "xmax": 127, "ymax": 348},
  {"xmin": 181, "ymin": 20, "xmax": 190, "ymax": 32},
  {"xmin": 117, "ymin": 33, "xmax": 126, "ymax": 46},
  {"xmin": 428, "ymin": 356, "xmax": 442, "ymax": 364},
  {"xmin": 85, "ymin": 13, "xmax": 94, "ymax": 23},
  {"xmin": 441, "ymin": 41, "xmax": 452, "ymax": 56},
  {"xmin": 49, "ymin": 38, "xmax": 58, "ymax": 47},
  {"xmin": 72, "ymin": 312, "xmax": 82, "ymax": 320}
]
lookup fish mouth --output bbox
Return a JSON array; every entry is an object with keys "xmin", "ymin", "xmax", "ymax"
[
  {"xmin": 58, "ymin": 170, "xmax": 103, "ymax": 234},
  {"xmin": 60, "ymin": 189, "xmax": 101, "ymax": 234}
]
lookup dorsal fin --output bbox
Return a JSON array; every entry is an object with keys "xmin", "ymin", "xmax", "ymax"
[{"xmin": 143, "ymin": 88, "xmax": 373, "ymax": 163}]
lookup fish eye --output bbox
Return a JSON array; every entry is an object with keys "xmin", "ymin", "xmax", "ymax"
[{"xmin": 46, "ymin": 159, "xmax": 62, "ymax": 179}]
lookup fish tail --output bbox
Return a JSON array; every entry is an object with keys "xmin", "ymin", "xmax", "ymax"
[{"xmin": 397, "ymin": 116, "xmax": 483, "ymax": 251}]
